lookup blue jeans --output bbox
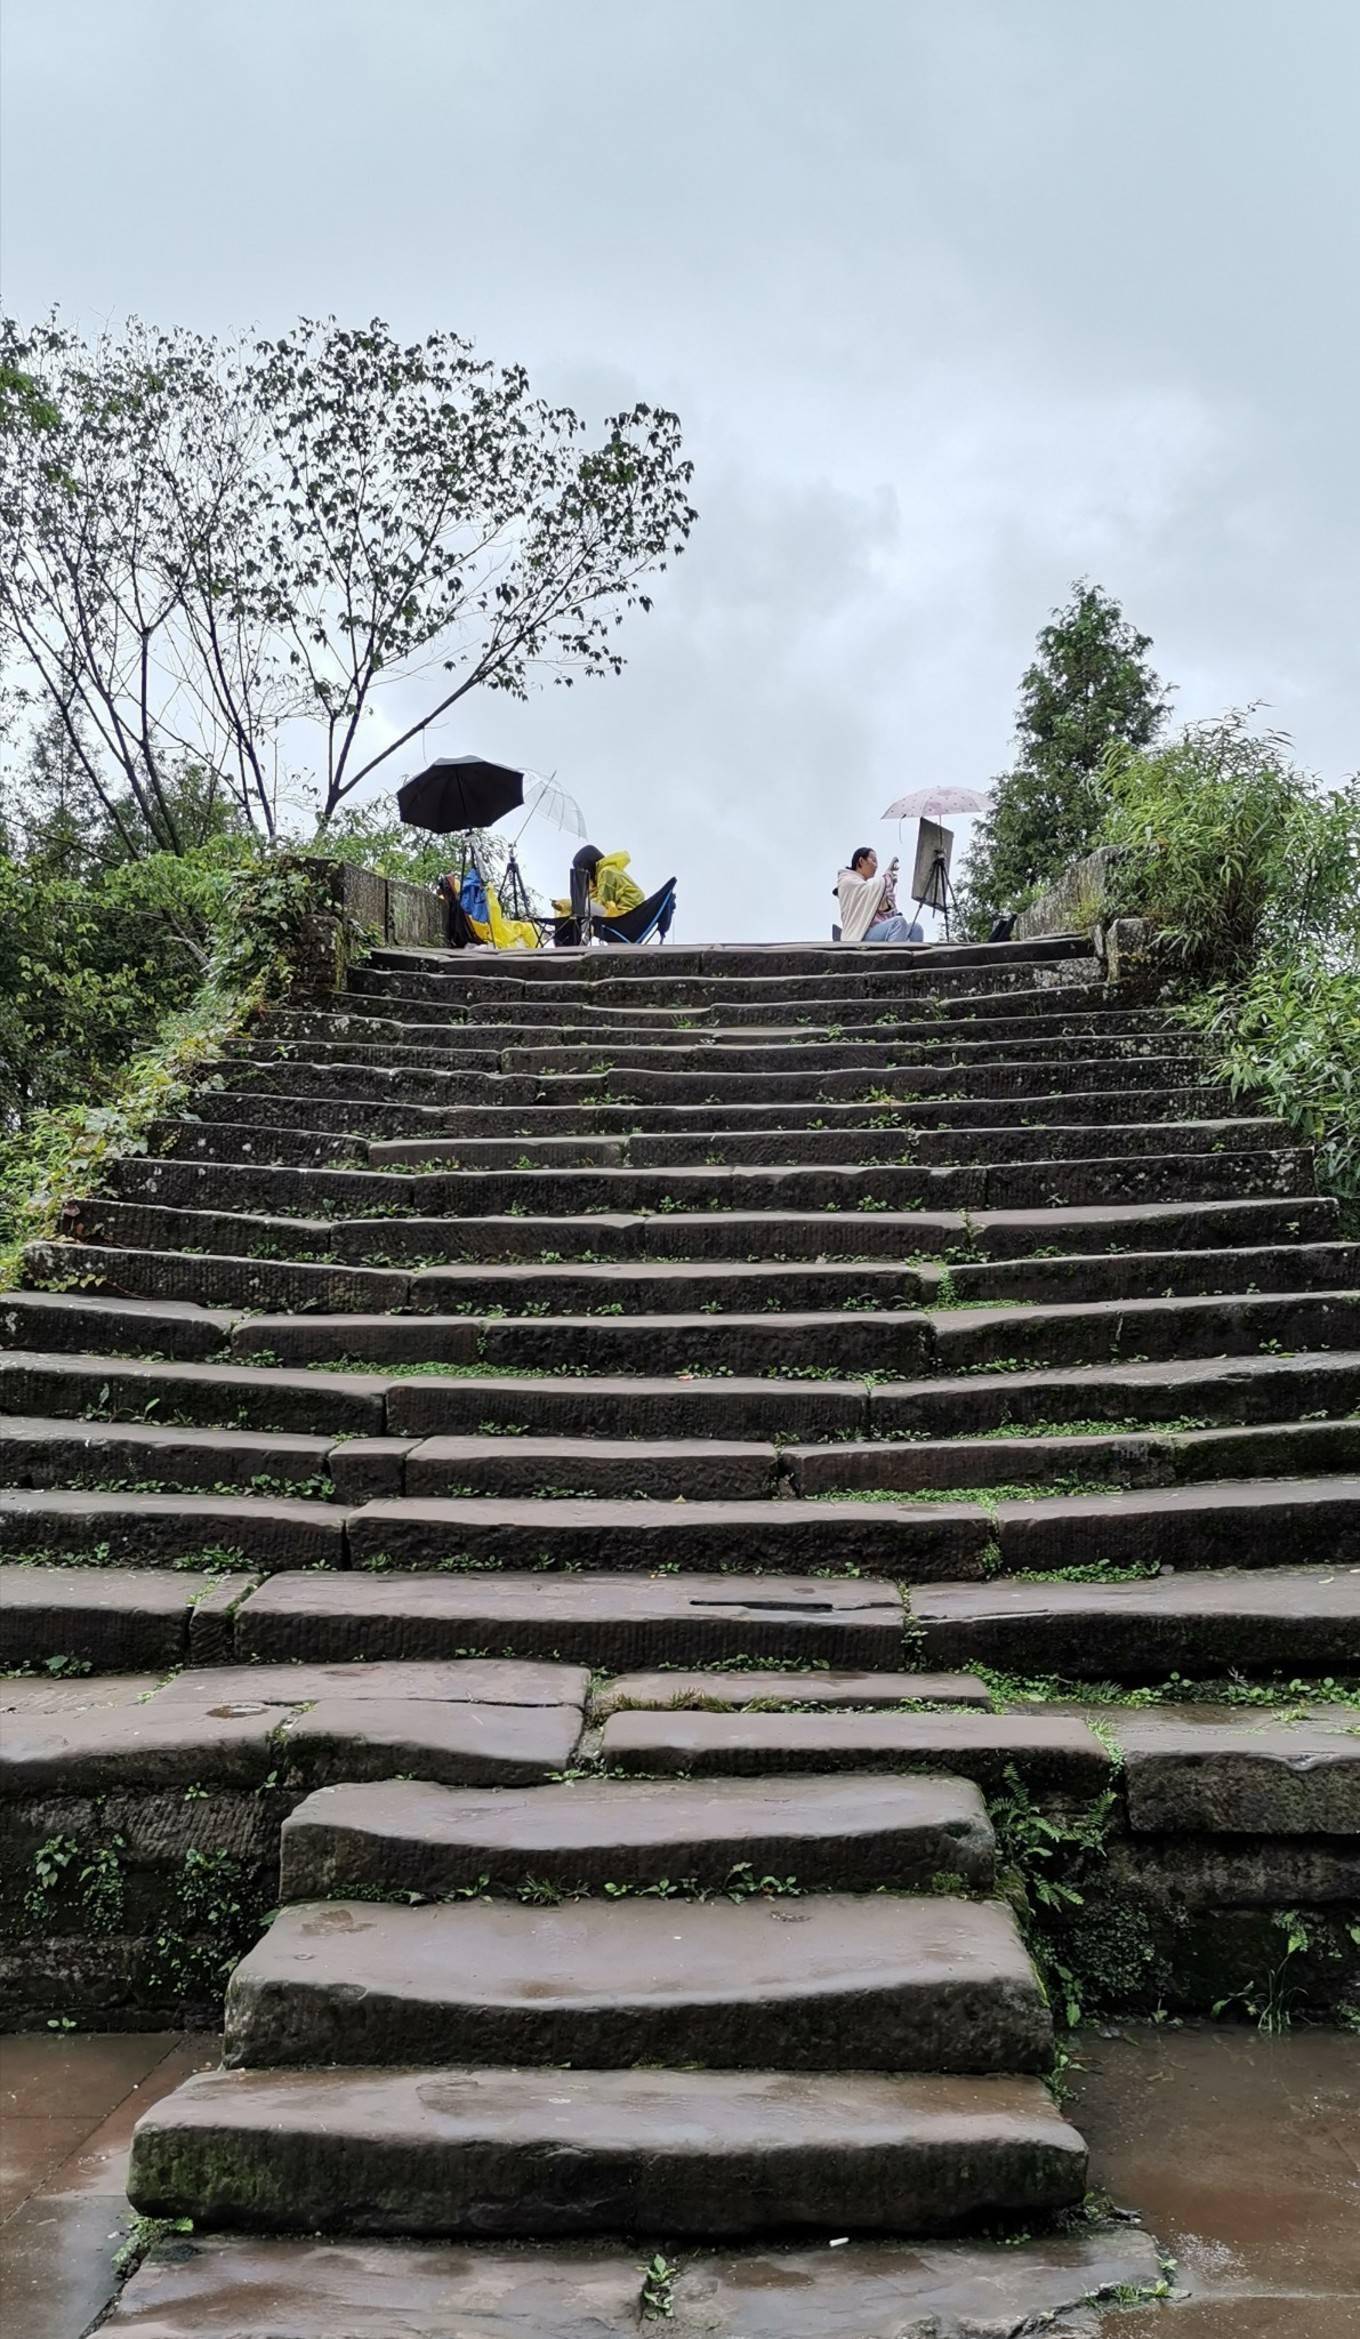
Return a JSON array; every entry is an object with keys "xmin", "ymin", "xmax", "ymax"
[{"xmin": 865, "ymin": 915, "xmax": 923, "ymax": 942}]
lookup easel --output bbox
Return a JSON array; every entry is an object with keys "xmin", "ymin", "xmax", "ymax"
[{"xmin": 910, "ymin": 816, "xmax": 958, "ymax": 940}]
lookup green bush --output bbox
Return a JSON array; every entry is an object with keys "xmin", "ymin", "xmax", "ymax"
[
  {"xmin": 1103, "ymin": 714, "xmax": 1358, "ymax": 980},
  {"xmin": 1100, "ymin": 714, "xmax": 1360, "ymax": 1207}
]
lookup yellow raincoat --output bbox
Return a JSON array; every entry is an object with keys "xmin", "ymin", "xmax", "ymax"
[
  {"xmin": 553, "ymin": 851, "xmax": 645, "ymax": 923},
  {"xmin": 464, "ymin": 881, "xmax": 540, "ymax": 950}
]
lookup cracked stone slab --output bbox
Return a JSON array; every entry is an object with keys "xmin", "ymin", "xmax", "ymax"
[
  {"xmin": 156, "ymin": 1658, "xmax": 590, "ymax": 1707},
  {"xmin": 276, "ymin": 1697, "xmax": 583, "ymax": 1788}
]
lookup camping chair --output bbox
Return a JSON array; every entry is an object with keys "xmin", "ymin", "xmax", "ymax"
[{"xmin": 594, "ymin": 877, "xmax": 677, "ymax": 945}]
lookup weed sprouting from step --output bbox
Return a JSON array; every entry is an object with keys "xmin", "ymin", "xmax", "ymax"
[
  {"xmin": 640, "ymin": 2254, "xmax": 681, "ymax": 2319},
  {"xmin": 113, "ymin": 2214, "xmax": 194, "ymax": 2280}
]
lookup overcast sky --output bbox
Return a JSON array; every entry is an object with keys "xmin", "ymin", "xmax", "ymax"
[{"xmin": 3, "ymin": 0, "xmax": 1356, "ymax": 938}]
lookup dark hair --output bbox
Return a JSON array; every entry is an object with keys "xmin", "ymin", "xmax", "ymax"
[
  {"xmin": 572, "ymin": 843, "xmax": 602, "ymax": 872},
  {"xmin": 850, "ymin": 845, "xmax": 875, "ymax": 870}
]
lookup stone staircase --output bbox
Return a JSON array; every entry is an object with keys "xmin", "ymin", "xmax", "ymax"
[{"xmin": 2, "ymin": 930, "xmax": 1357, "ymax": 2330}]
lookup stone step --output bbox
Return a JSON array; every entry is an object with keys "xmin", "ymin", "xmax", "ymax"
[
  {"xmin": 354, "ymin": 932, "xmax": 1093, "ymax": 986},
  {"xmin": 788, "ymin": 1417, "xmax": 1360, "ymax": 1494},
  {"xmin": 909, "ymin": 1564, "xmax": 1360, "ymax": 1678},
  {"xmin": 865, "ymin": 1347, "xmax": 1360, "ymax": 1437},
  {"xmin": 0, "ymin": 1562, "xmax": 249, "ymax": 1671},
  {"xmin": 401, "ymin": 1434, "xmax": 778, "ymax": 1500},
  {"xmin": 600, "ymin": 1708, "xmax": 1110, "ymax": 1794},
  {"xmin": 0, "ymin": 1486, "xmax": 345, "ymax": 1570},
  {"xmin": 0, "ymin": 1414, "xmax": 339, "ymax": 1494},
  {"xmin": 279, "ymin": 1771, "xmax": 997, "ymax": 1900},
  {"xmin": 226, "ymin": 1050, "xmax": 1207, "ymax": 1105},
  {"xmin": 154, "ymin": 1111, "xmax": 1287, "ymax": 1174},
  {"xmin": 95, "ymin": 2228, "xmax": 1168, "ymax": 2339},
  {"xmin": 220, "ymin": 1892, "xmax": 1052, "ymax": 2072},
  {"xmin": 342, "ymin": 1493, "xmax": 995, "ymax": 1579},
  {"xmin": 234, "ymin": 1021, "xmax": 1186, "ymax": 1077},
  {"xmin": 0, "ymin": 1673, "xmax": 585, "ymax": 1797},
  {"xmin": 1107, "ymin": 1705, "xmax": 1360, "ymax": 1835},
  {"xmin": 928, "ymin": 1286, "xmax": 1360, "ymax": 1371},
  {"xmin": 936, "ymin": 1240, "xmax": 1360, "ymax": 1305},
  {"xmin": 184, "ymin": 1081, "xmax": 1237, "ymax": 1140},
  {"xmin": 231, "ymin": 1569, "xmax": 905, "ymax": 1671},
  {"xmin": 104, "ymin": 1146, "xmax": 1313, "ymax": 1223},
  {"xmin": 263, "ymin": 992, "xmax": 1169, "ymax": 1036},
  {"xmin": 0, "ymin": 1348, "xmax": 394, "ymax": 1434},
  {"xmin": 227, "ymin": 1289, "xmax": 1359, "ymax": 1379},
  {"xmin": 28, "ymin": 1234, "xmax": 413, "ymax": 1317},
  {"xmin": 127, "ymin": 2063, "xmax": 1083, "ymax": 2239},
  {"xmin": 9, "ymin": 1341, "xmax": 1356, "ymax": 1450},
  {"xmin": 0, "ymin": 1289, "xmax": 237, "ymax": 1359},
  {"xmin": 590, "ymin": 1669, "xmax": 994, "ymax": 1715}
]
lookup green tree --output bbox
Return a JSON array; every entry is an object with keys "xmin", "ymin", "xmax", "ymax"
[
  {"xmin": 960, "ymin": 582, "xmax": 1172, "ymax": 930},
  {"xmin": 0, "ymin": 314, "xmax": 697, "ymax": 853}
]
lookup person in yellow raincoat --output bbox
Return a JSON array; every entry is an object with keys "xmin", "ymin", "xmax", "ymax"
[{"xmin": 552, "ymin": 844, "xmax": 649, "ymax": 939}]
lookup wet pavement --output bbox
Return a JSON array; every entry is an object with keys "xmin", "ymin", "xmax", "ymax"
[
  {"xmin": 1, "ymin": 2032, "xmax": 217, "ymax": 2339},
  {"xmin": 1, "ymin": 2023, "xmax": 1357, "ymax": 2337},
  {"xmin": 1072, "ymin": 2024, "xmax": 1360, "ymax": 2335}
]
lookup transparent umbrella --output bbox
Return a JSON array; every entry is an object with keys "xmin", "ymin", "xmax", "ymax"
[
  {"xmin": 881, "ymin": 787, "xmax": 991, "ymax": 820},
  {"xmin": 518, "ymin": 774, "xmax": 589, "ymax": 840}
]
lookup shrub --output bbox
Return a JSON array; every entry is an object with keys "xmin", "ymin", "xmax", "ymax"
[{"xmin": 1101, "ymin": 713, "xmax": 1360, "ymax": 1208}]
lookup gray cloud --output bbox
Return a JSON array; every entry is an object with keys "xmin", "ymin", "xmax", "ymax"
[{"xmin": 3, "ymin": 0, "xmax": 1355, "ymax": 938}]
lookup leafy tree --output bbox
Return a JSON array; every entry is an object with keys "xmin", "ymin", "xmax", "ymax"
[
  {"xmin": 0, "ymin": 314, "xmax": 697, "ymax": 852},
  {"xmin": 960, "ymin": 582, "xmax": 1172, "ymax": 929}
]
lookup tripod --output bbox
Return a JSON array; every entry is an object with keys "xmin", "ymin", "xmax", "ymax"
[
  {"xmin": 912, "ymin": 848, "xmax": 958, "ymax": 940},
  {"xmin": 500, "ymin": 847, "xmax": 539, "ymax": 927}
]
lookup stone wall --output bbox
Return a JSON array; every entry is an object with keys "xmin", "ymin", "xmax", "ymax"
[{"xmin": 1013, "ymin": 847, "xmax": 1122, "ymax": 940}]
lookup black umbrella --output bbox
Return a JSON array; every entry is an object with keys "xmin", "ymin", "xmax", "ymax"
[{"xmin": 397, "ymin": 756, "xmax": 525, "ymax": 834}]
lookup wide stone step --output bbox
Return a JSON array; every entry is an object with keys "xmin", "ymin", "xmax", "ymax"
[
  {"xmin": 127, "ymin": 2063, "xmax": 1083, "ymax": 2239},
  {"xmin": 226, "ymin": 1050, "xmax": 1207, "ymax": 1105},
  {"xmin": 155, "ymin": 1111, "xmax": 1285, "ymax": 1175},
  {"xmin": 96, "ymin": 2228, "xmax": 1168, "ymax": 2339},
  {"xmin": 220, "ymin": 1893, "xmax": 1052, "ymax": 2072},
  {"xmin": 105, "ymin": 1146, "xmax": 1314, "ymax": 1222},
  {"xmin": 355, "ymin": 932, "xmax": 1093, "ymax": 986},
  {"xmin": 231, "ymin": 1568, "xmax": 905, "ymax": 1671},
  {"xmin": 401, "ymin": 1433, "xmax": 779, "ymax": 1500},
  {"xmin": 10, "ymin": 1342, "xmax": 1356, "ymax": 1451},
  {"xmin": 279, "ymin": 1771, "xmax": 997, "ymax": 1899},
  {"xmin": 343, "ymin": 1494, "xmax": 994, "ymax": 1579},
  {"xmin": 600, "ymin": 1709, "xmax": 1109, "ymax": 1794},
  {"xmin": 239, "ymin": 1023, "xmax": 1186, "ymax": 1078},
  {"xmin": 183, "ymin": 1080, "xmax": 1238, "ymax": 1141},
  {"xmin": 263, "ymin": 993, "xmax": 1168, "ymax": 1038},
  {"xmin": 909, "ymin": 1564, "xmax": 1360, "ymax": 1678}
]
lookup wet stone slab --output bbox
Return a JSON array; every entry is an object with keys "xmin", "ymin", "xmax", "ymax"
[{"xmin": 99, "ymin": 2229, "xmax": 1167, "ymax": 2336}]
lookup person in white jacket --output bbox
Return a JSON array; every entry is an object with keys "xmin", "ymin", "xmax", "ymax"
[{"xmin": 835, "ymin": 846, "xmax": 923, "ymax": 942}]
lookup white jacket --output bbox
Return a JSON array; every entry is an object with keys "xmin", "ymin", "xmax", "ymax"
[{"xmin": 835, "ymin": 865, "xmax": 890, "ymax": 942}]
